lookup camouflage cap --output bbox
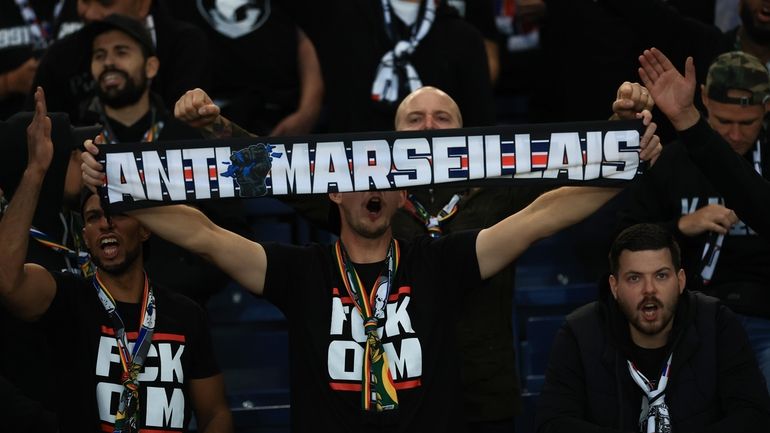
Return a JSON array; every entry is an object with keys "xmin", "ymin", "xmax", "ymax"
[{"xmin": 706, "ymin": 51, "xmax": 770, "ymax": 106}]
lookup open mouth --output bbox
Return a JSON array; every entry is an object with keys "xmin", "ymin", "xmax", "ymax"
[
  {"xmin": 366, "ymin": 197, "xmax": 382, "ymax": 213},
  {"xmin": 100, "ymin": 237, "xmax": 119, "ymax": 259},
  {"xmin": 640, "ymin": 301, "xmax": 660, "ymax": 321},
  {"xmin": 100, "ymin": 70, "xmax": 127, "ymax": 87}
]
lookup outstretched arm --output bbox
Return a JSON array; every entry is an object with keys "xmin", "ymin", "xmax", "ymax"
[
  {"xmin": 475, "ymin": 186, "xmax": 619, "ymax": 279},
  {"xmin": 476, "ymin": 95, "xmax": 660, "ymax": 279},
  {"xmin": 81, "ymin": 141, "xmax": 267, "ymax": 295},
  {"xmin": 0, "ymin": 87, "xmax": 57, "ymax": 320}
]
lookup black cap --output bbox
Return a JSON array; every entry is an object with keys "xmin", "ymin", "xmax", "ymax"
[{"xmin": 84, "ymin": 14, "xmax": 155, "ymax": 56}]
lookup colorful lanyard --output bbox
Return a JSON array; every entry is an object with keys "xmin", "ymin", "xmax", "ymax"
[
  {"xmin": 98, "ymin": 106, "xmax": 165, "ymax": 144},
  {"xmin": 627, "ymin": 353, "xmax": 673, "ymax": 433},
  {"xmin": 29, "ymin": 226, "xmax": 94, "ymax": 277},
  {"xmin": 700, "ymin": 139, "xmax": 764, "ymax": 283},
  {"xmin": 404, "ymin": 192, "xmax": 462, "ymax": 237},
  {"xmin": 334, "ymin": 239, "xmax": 400, "ymax": 411},
  {"xmin": 93, "ymin": 271, "xmax": 156, "ymax": 433},
  {"xmin": 13, "ymin": 0, "xmax": 63, "ymax": 49}
]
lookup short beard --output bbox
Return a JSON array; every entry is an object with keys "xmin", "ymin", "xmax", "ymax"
[
  {"xmin": 91, "ymin": 242, "xmax": 142, "ymax": 276},
  {"xmin": 742, "ymin": 4, "xmax": 770, "ymax": 45},
  {"xmin": 618, "ymin": 295, "xmax": 678, "ymax": 338},
  {"xmin": 97, "ymin": 67, "xmax": 148, "ymax": 109},
  {"xmin": 340, "ymin": 209, "xmax": 390, "ymax": 239}
]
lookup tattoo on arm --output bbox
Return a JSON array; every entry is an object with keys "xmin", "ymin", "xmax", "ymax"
[{"xmin": 202, "ymin": 117, "xmax": 256, "ymax": 139}]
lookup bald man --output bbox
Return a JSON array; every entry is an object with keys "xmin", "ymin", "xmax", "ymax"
[{"xmin": 391, "ymin": 86, "xmax": 531, "ymax": 430}]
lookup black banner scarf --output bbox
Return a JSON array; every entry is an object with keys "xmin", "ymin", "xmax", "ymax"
[{"xmin": 95, "ymin": 120, "xmax": 646, "ymax": 212}]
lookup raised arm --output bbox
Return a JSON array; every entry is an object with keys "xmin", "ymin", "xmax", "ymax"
[
  {"xmin": 80, "ymin": 142, "xmax": 267, "ymax": 295},
  {"xmin": 174, "ymin": 88, "xmax": 255, "ymax": 139},
  {"xmin": 476, "ymin": 93, "xmax": 661, "ymax": 279},
  {"xmin": 0, "ymin": 87, "xmax": 58, "ymax": 320},
  {"xmin": 639, "ymin": 47, "xmax": 770, "ymax": 235},
  {"xmin": 475, "ymin": 186, "xmax": 619, "ymax": 279}
]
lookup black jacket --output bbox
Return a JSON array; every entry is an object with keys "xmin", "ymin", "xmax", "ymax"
[
  {"xmin": 536, "ymin": 291, "xmax": 770, "ymax": 433},
  {"xmin": 679, "ymin": 117, "xmax": 770, "ymax": 238}
]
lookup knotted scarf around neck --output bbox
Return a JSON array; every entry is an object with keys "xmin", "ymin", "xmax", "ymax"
[
  {"xmin": 627, "ymin": 354, "xmax": 673, "ymax": 433},
  {"xmin": 371, "ymin": 0, "xmax": 436, "ymax": 103},
  {"xmin": 334, "ymin": 239, "xmax": 400, "ymax": 411}
]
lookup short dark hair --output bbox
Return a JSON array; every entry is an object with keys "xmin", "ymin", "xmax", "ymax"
[{"xmin": 608, "ymin": 223, "xmax": 681, "ymax": 275}]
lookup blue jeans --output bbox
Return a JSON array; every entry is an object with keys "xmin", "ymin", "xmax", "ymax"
[{"xmin": 737, "ymin": 315, "xmax": 770, "ymax": 394}]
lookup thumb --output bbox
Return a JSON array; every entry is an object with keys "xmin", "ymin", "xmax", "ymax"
[
  {"xmin": 617, "ymin": 81, "xmax": 633, "ymax": 99},
  {"xmin": 685, "ymin": 57, "xmax": 696, "ymax": 87}
]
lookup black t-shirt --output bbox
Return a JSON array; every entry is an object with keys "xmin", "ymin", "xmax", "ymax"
[
  {"xmin": 165, "ymin": 0, "xmax": 301, "ymax": 136},
  {"xmin": 44, "ymin": 272, "xmax": 219, "ymax": 433},
  {"xmin": 629, "ymin": 344, "xmax": 669, "ymax": 388},
  {"xmin": 262, "ymin": 231, "xmax": 482, "ymax": 432},
  {"xmin": 288, "ymin": 0, "xmax": 495, "ymax": 132}
]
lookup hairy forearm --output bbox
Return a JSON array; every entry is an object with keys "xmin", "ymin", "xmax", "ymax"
[
  {"xmin": 477, "ymin": 186, "xmax": 619, "ymax": 279},
  {"xmin": 0, "ymin": 168, "xmax": 45, "ymax": 295},
  {"xmin": 530, "ymin": 186, "xmax": 619, "ymax": 238},
  {"xmin": 129, "ymin": 205, "xmax": 217, "ymax": 257}
]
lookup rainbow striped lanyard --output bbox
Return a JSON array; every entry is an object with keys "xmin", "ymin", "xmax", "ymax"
[
  {"xmin": 98, "ymin": 106, "xmax": 165, "ymax": 145},
  {"xmin": 93, "ymin": 271, "xmax": 156, "ymax": 433},
  {"xmin": 29, "ymin": 226, "xmax": 93, "ymax": 277},
  {"xmin": 404, "ymin": 192, "xmax": 462, "ymax": 238},
  {"xmin": 334, "ymin": 239, "xmax": 400, "ymax": 411}
]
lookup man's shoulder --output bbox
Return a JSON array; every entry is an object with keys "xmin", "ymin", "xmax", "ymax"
[
  {"xmin": 153, "ymin": 8, "xmax": 207, "ymax": 45},
  {"xmin": 50, "ymin": 270, "xmax": 89, "ymax": 291},
  {"xmin": 687, "ymin": 290, "xmax": 730, "ymax": 324},
  {"xmin": 565, "ymin": 301, "xmax": 605, "ymax": 334}
]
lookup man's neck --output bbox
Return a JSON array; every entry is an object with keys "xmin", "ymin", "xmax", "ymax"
[
  {"xmin": 339, "ymin": 230, "xmax": 393, "ymax": 264},
  {"xmin": 629, "ymin": 320, "xmax": 673, "ymax": 349},
  {"xmin": 103, "ymin": 92, "xmax": 152, "ymax": 127},
  {"xmin": 96, "ymin": 262, "xmax": 146, "ymax": 303},
  {"xmin": 739, "ymin": 26, "xmax": 770, "ymax": 65}
]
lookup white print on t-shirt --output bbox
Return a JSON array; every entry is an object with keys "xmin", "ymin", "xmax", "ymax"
[
  {"xmin": 197, "ymin": 0, "xmax": 271, "ymax": 39},
  {"xmin": 327, "ymin": 286, "xmax": 423, "ymax": 391},
  {"xmin": 95, "ymin": 331, "xmax": 187, "ymax": 429},
  {"xmin": 0, "ymin": 25, "xmax": 33, "ymax": 49},
  {"xmin": 680, "ymin": 196, "xmax": 757, "ymax": 236}
]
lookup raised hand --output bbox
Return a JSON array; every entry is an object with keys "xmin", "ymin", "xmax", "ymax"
[
  {"xmin": 80, "ymin": 135, "xmax": 105, "ymax": 193},
  {"xmin": 612, "ymin": 81, "xmax": 655, "ymax": 120},
  {"xmin": 25, "ymin": 87, "xmax": 53, "ymax": 175},
  {"xmin": 638, "ymin": 48, "xmax": 700, "ymax": 130},
  {"xmin": 636, "ymin": 109, "xmax": 662, "ymax": 164},
  {"xmin": 174, "ymin": 88, "xmax": 221, "ymax": 129}
]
